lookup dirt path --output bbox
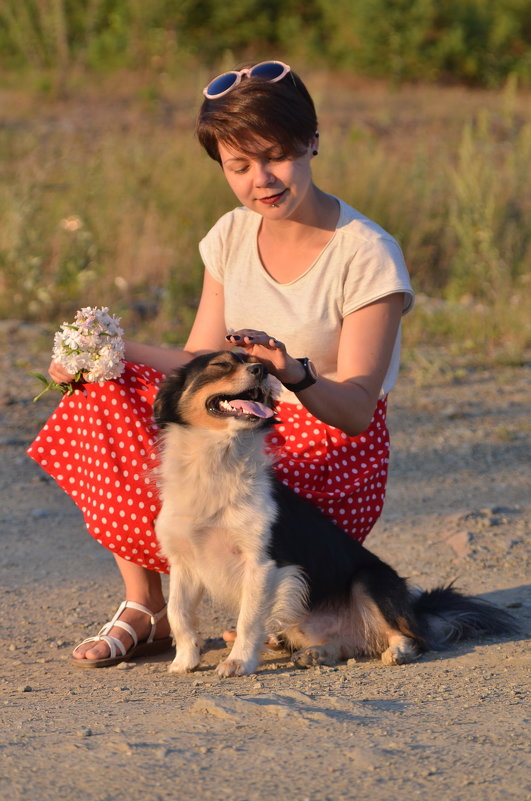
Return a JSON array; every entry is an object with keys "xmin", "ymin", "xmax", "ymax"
[{"xmin": 1, "ymin": 322, "xmax": 529, "ymax": 801}]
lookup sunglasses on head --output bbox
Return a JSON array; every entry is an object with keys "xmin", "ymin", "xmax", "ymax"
[{"xmin": 203, "ymin": 60, "xmax": 292, "ymax": 99}]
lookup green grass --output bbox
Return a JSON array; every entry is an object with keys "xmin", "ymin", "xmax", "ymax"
[{"xmin": 0, "ymin": 71, "xmax": 529, "ymax": 371}]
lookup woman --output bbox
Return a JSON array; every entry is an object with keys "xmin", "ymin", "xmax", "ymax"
[{"xmin": 28, "ymin": 61, "xmax": 414, "ymax": 667}]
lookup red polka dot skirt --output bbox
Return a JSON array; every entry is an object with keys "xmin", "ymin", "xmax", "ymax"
[
  {"xmin": 27, "ymin": 362, "xmax": 390, "ymax": 574},
  {"xmin": 266, "ymin": 398, "xmax": 389, "ymax": 543}
]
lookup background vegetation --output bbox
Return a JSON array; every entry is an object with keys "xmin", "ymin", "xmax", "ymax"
[
  {"xmin": 0, "ymin": 0, "xmax": 530, "ymax": 88},
  {"xmin": 0, "ymin": 1, "xmax": 530, "ymax": 374}
]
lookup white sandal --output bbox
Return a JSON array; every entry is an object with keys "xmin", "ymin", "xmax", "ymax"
[{"xmin": 70, "ymin": 600, "xmax": 173, "ymax": 668}]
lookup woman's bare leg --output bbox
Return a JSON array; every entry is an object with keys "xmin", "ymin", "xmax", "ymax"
[{"xmin": 72, "ymin": 554, "xmax": 170, "ymax": 661}]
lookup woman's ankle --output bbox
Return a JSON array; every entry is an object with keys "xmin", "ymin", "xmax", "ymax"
[{"xmin": 114, "ymin": 554, "xmax": 166, "ymax": 612}]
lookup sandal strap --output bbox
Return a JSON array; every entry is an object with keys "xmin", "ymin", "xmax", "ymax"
[
  {"xmin": 112, "ymin": 620, "xmax": 139, "ymax": 647},
  {"xmin": 72, "ymin": 633, "xmax": 127, "ymax": 659},
  {"xmin": 104, "ymin": 600, "xmax": 168, "ymax": 644},
  {"xmin": 120, "ymin": 600, "xmax": 168, "ymax": 644},
  {"xmin": 73, "ymin": 600, "xmax": 168, "ymax": 657}
]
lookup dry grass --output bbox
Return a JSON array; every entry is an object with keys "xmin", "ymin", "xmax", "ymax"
[{"xmin": 0, "ymin": 71, "xmax": 529, "ymax": 370}]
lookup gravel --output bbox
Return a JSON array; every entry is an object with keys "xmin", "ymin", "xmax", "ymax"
[{"xmin": 1, "ymin": 322, "xmax": 529, "ymax": 801}]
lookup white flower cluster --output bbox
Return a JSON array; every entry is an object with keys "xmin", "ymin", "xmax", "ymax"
[{"xmin": 52, "ymin": 306, "xmax": 125, "ymax": 383}]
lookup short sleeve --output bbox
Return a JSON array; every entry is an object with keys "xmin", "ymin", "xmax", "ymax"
[
  {"xmin": 342, "ymin": 237, "xmax": 414, "ymax": 317},
  {"xmin": 198, "ymin": 212, "xmax": 234, "ymax": 284}
]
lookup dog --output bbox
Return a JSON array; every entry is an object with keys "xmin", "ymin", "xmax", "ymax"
[{"xmin": 153, "ymin": 350, "xmax": 517, "ymax": 677}]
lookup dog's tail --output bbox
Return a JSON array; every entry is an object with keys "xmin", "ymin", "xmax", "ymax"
[{"xmin": 412, "ymin": 584, "xmax": 519, "ymax": 649}]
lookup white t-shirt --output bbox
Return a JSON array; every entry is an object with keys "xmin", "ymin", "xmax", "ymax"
[{"xmin": 199, "ymin": 196, "xmax": 414, "ymax": 402}]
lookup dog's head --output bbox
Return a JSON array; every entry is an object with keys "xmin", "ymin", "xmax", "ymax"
[{"xmin": 154, "ymin": 350, "xmax": 278, "ymax": 431}]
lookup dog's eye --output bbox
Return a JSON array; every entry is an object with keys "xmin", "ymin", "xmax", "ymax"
[{"xmin": 210, "ymin": 360, "xmax": 233, "ymax": 369}]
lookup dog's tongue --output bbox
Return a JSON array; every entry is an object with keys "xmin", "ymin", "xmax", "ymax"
[{"xmin": 231, "ymin": 399, "xmax": 275, "ymax": 419}]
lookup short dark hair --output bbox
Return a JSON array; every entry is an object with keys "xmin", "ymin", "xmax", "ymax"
[{"xmin": 196, "ymin": 70, "xmax": 318, "ymax": 163}]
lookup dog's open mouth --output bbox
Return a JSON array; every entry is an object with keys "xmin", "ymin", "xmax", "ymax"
[{"xmin": 207, "ymin": 389, "xmax": 275, "ymax": 421}]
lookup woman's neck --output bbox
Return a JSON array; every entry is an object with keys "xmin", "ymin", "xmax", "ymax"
[
  {"xmin": 260, "ymin": 186, "xmax": 339, "ymax": 242},
  {"xmin": 257, "ymin": 189, "xmax": 340, "ymax": 283}
]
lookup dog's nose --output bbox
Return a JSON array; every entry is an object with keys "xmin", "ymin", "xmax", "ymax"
[{"xmin": 246, "ymin": 363, "xmax": 267, "ymax": 378}]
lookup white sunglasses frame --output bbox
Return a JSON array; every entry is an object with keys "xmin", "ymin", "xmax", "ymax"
[{"xmin": 203, "ymin": 60, "xmax": 291, "ymax": 99}]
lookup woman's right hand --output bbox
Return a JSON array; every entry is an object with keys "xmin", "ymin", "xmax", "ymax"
[
  {"xmin": 225, "ymin": 329, "xmax": 307, "ymax": 386},
  {"xmin": 48, "ymin": 360, "xmax": 76, "ymax": 384}
]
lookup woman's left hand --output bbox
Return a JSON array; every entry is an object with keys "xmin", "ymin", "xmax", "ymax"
[{"xmin": 225, "ymin": 329, "xmax": 305, "ymax": 385}]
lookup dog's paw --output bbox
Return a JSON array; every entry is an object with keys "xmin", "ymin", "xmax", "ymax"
[
  {"xmin": 292, "ymin": 646, "xmax": 337, "ymax": 668},
  {"xmin": 265, "ymin": 634, "xmax": 285, "ymax": 652},
  {"xmin": 168, "ymin": 654, "xmax": 200, "ymax": 674},
  {"xmin": 380, "ymin": 640, "xmax": 420, "ymax": 666},
  {"xmin": 216, "ymin": 658, "xmax": 257, "ymax": 678}
]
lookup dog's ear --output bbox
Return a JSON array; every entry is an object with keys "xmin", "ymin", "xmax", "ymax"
[{"xmin": 153, "ymin": 369, "xmax": 189, "ymax": 428}]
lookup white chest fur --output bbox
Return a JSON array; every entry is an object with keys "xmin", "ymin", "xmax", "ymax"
[{"xmin": 155, "ymin": 424, "xmax": 278, "ymax": 609}]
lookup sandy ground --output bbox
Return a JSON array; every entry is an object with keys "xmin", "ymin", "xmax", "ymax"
[{"xmin": 1, "ymin": 321, "xmax": 529, "ymax": 801}]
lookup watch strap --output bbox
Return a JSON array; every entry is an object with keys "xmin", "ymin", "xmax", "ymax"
[{"xmin": 283, "ymin": 358, "xmax": 317, "ymax": 392}]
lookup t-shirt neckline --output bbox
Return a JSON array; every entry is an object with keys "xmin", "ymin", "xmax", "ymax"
[{"xmin": 252, "ymin": 196, "xmax": 345, "ymax": 287}]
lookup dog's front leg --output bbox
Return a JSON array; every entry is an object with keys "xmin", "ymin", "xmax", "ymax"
[
  {"xmin": 217, "ymin": 557, "xmax": 276, "ymax": 678},
  {"xmin": 166, "ymin": 560, "xmax": 204, "ymax": 674}
]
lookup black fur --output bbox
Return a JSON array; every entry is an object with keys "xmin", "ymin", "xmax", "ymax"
[
  {"xmin": 269, "ymin": 478, "xmax": 518, "ymax": 652},
  {"xmin": 412, "ymin": 585, "xmax": 518, "ymax": 648},
  {"xmin": 270, "ymin": 480, "xmax": 393, "ymax": 605}
]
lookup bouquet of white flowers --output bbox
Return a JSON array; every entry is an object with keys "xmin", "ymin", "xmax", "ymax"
[{"xmin": 32, "ymin": 306, "xmax": 125, "ymax": 401}]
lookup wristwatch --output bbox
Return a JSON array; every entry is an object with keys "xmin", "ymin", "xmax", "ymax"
[{"xmin": 283, "ymin": 358, "xmax": 318, "ymax": 392}]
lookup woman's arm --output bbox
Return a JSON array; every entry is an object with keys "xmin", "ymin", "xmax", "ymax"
[
  {"xmin": 184, "ymin": 269, "xmax": 227, "ymax": 353},
  {"xmin": 48, "ymin": 271, "xmax": 227, "ymax": 383},
  {"xmin": 226, "ymin": 293, "xmax": 404, "ymax": 436}
]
